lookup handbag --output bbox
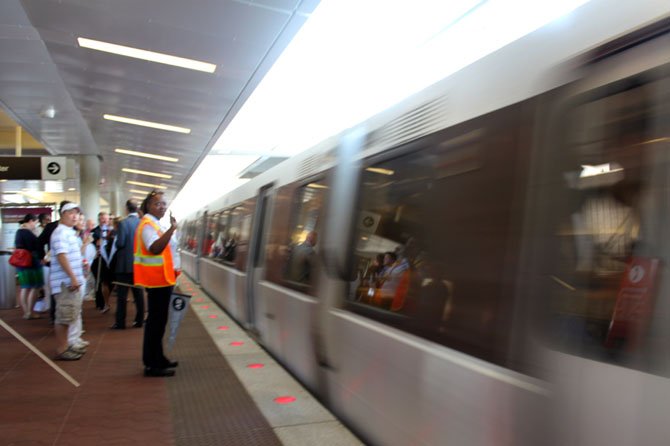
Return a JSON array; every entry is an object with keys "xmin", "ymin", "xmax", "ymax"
[{"xmin": 9, "ymin": 248, "xmax": 33, "ymax": 268}]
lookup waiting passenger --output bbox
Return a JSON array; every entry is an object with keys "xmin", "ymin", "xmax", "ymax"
[
  {"xmin": 50, "ymin": 203, "xmax": 86, "ymax": 360},
  {"xmin": 287, "ymin": 231, "xmax": 318, "ymax": 284},
  {"xmin": 14, "ymin": 214, "xmax": 45, "ymax": 319}
]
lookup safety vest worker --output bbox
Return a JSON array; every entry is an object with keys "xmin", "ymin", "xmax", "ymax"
[{"xmin": 133, "ymin": 215, "xmax": 175, "ymax": 288}]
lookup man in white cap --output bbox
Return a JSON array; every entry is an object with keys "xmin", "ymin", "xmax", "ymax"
[{"xmin": 50, "ymin": 202, "xmax": 86, "ymax": 360}]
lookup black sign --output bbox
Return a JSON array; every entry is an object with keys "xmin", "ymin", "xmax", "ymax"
[
  {"xmin": 0, "ymin": 157, "xmax": 41, "ymax": 179},
  {"xmin": 0, "ymin": 156, "xmax": 66, "ymax": 180}
]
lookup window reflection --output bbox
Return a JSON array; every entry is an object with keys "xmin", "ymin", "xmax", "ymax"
[{"xmin": 546, "ymin": 80, "xmax": 666, "ymax": 368}]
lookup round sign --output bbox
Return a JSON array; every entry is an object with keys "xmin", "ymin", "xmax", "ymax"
[{"xmin": 629, "ymin": 265, "xmax": 645, "ymax": 284}]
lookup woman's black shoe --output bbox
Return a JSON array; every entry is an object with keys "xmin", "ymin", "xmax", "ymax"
[{"xmin": 144, "ymin": 367, "xmax": 175, "ymax": 377}]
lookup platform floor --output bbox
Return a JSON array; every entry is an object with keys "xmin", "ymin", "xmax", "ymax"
[{"xmin": 0, "ymin": 276, "xmax": 362, "ymax": 446}]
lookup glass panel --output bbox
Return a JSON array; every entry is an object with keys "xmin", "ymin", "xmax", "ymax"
[
  {"xmin": 347, "ymin": 112, "xmax": 524, "ymax": 366},
  {"xmin": 283, "ymin": 182, "xmax": 326, "ymax": 295},
  {"xmin": 202, "ymin": 212, "xmax": 218, "ymax": 257},
  {"xmin": 543, "ymin": 74, "xmax": 670, "ymax": 372},
  {"xmin": 209, "ymin": 210, "xmax": 229, "ymax": 261}
]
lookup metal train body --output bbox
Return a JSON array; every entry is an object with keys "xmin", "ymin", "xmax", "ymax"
[{"xmin": 179, "ymin": 2, "xmax": 670, "ymax": 444}]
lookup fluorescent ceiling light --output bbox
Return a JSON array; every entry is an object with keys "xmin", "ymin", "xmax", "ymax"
[
  {"xmin": 122, "ymin": 168, "xmax": 172, "ymax": 179},
  {"xmin": 366, "ymin": 167, "xmax": 395, "ymax": 176},
  {"xmin": 68, "ymin": 188, "xmax": 76, "ymax": 191},
  {"xmin": 127, "ymin": 180, "xmax": 167, "ymax": 189},
  {"xmin": 78, "ymin": 37, "xmax": 216, "ymax": 73},
  {"xmin": 115, "ymin": 148, "xmax": 179, "ymax": 162},
  {"xmin": 104, "ymin": 114, "xmax": 191, "ymax": 134},
  {"xmin": 580, "ymin": 163, "xmax": 624, "ymax": 178},
  {"xmin": 129, "ymin": 188, "xmax": 151, "ymax": 194},
  {"xmin": 306, "ymin": 183, "xmax": 328, "ymax": 189}
]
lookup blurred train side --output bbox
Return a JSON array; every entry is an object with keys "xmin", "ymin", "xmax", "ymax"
[{"xmin": 179, "ymin": 1, "xmax": 670, "ymax": 445}]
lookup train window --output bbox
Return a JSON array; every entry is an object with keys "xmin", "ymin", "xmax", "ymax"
[
  {"xmin": 202, "ymin": 212, "xmax": 217, "ymax": 257},
  {"xmin": 207, "ymin": 209, "xmax": 231, "ymax": 263},
  {"xmin": 194, "ymin": 217, "xmax": 204, "ymax": 255},
  {"xmin": 346, "ymin": 107, "xmax": 530, "ymax": 367},
  {"xmin": 542, "ymin": 72, "xmax": 670, "ymax": 372},
  {"xmin": 282, "ymin": 182, "xmax": 324, "ymax": 294},
  {"xmin": 264, "ymin": 180, "xmax": 325, "ymax": 297},
  {"xmin": 184, "ymin": 220, "xmax": 198, "ymax": 253},
  {"xmin": 178, "ymin": 220, "xmax": 190, "ymax": 251}
]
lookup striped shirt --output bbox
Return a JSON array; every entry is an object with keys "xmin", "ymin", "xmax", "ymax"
[{"xmin": 50, "ymin": 223, "xmax": 84, "ymax": 294}]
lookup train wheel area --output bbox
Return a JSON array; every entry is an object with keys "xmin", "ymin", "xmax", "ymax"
[{"xmin": 0, "ymin": 274, "xmax": 362, "ymax": 446}]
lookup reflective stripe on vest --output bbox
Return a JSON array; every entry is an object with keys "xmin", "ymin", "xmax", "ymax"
[{"xmin": 133, "ymin": 216, "xmax": 176, "ymax": 288}]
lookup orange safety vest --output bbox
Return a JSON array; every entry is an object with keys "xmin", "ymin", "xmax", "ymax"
[{"xmin": 133, "ymin": 215, "xmax": 176, "ymax": 288}]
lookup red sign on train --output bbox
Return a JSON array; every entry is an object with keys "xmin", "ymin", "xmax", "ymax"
[{"xmin": 605, "ymin": 257, "xmax": 659, "ymax": 350}]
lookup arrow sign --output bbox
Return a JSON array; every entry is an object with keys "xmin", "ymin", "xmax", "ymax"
[{"xmin": 41, "ymin": 157, "xmax": 66, "ymax": 179}]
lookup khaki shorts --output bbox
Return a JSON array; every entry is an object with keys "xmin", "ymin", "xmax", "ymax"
[{"xmin": 54, "ymin": 285, "xmax": 82, "ymax": 325}]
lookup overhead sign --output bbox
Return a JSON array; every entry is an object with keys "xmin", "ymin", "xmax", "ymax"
[{"xmin": 0, "ymin": 156, "xmax": 67, "ymax": 180}]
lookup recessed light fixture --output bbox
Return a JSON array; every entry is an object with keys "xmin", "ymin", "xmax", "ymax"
[
  {"xmin": 129, "ymin": 188, "xmax": 151, "ymax": 194},
  {"xmin": 306, "ymin": 183, "xmax": 328, "ymax": 189},
  {"xmin": 114, "ymin": 148, "xmax": 179, "ymax": 163},
  {"xmin": 366, "ymin": 167, "xmax": 395, "ymax": 175},
  {"xmin": 77, "ymin": 37, "xmax": 216, "ymax": 73},
  {"xmin": 104, "ymin": 114, "xmax": 191, "ymax": 134},
  {"xmin": 127, "ymin": 180, "xmax": 167, "ymax": 189},
  {"xmin": 122, "ymin": 168, "xmax": 172, "ymax": 179},
  {"xmin": 68, "ymin": 188, "xmax": 76, "ymax": 191}
]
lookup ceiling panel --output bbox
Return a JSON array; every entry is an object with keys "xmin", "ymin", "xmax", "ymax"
[{"xmin": 0, "ymin": 0, "xmax": 318, "ymax": 204}]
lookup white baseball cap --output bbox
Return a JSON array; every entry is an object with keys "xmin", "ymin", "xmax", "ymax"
[{"xmin": 61, "ymin": 203, "xmax": 81, "ymax": 213}]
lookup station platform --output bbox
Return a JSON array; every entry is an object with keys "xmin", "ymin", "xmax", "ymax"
[{"xmin": 0, "ymin": 275, "xmax": 362, "ymax": 446}]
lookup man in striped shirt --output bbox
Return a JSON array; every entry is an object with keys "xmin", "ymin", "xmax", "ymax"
[{"xmin": 50, "ymin": 202, "xmax": 86, "ymax": 360}]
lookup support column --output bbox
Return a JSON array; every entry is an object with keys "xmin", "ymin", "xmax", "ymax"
[
  {"xmin": 79, "ymin": 155, "xmax": 100, "ymax": 221},
  {"xmin": 110, "ymin": 182, "xmax": 122, "ymax": 217}
]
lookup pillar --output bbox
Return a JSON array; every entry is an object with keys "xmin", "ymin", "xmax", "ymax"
[
  {"xmin": 110, "ymin": 182, "xmax": 122, "ymax": 217},
  {"xmin": 79, "ymin": 155, "xmax": 100, "ymax": 221}
]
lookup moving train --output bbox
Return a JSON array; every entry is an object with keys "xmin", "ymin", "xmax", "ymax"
[{"xmin": 179, "ymin": 2, "xmax": 670, "ymax": 444}]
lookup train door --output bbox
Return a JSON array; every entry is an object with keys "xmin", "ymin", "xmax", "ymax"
[
  {"xmin": 245, "ymin": 184, "xmax": 273, "ymax": 330},
  {"xmin": 529, "ymin": 31, "xmax": 670, "ymax": 446}
]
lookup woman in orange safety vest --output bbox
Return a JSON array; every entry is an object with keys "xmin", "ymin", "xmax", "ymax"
[{"xmin": 134, "ymin": 190, "xmax": 180, "ymax": 377}]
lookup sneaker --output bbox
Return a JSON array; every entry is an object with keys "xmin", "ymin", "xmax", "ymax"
[
  {"xmin": 55, "ymin": 348, "xmax": 83, "ymax": 361},
  {"xmin": 69, "ymin": 344, "xmax": 87, "ymax": 354},
  {"xmin": 100, "ymin": 305, "xmax": 110, "ymax": 314},
  {"xmin": 77, "ymin": 339, "xmax": 90, "ymax": 346}
]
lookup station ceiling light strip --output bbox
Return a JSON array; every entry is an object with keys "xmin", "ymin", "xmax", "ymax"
[
  {"xmin": 78, "ymin": 37, "xmax": 216, "ymax": 73},
  {"xmin": 129, "ymin": 188, "xmax": 152, "ymax": 194},
  {"xmin": 104, "ymin": 114, "xmax": 191, "ymax": 134},
  {"xmin": 114, "ymin": 148, "xmax": 179, "ymax": 163},
  {"xmin": 122, "ymin": 168, "xmax": 172, "ymax": 179},
  {"xmin": 127, "ymin": 180, "xmax": 167, "ymax": 189}
]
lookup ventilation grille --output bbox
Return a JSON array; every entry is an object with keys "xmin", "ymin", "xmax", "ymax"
[
  {"xmin": 366, "ymin": 95, "xmax": 449, "ymax": 152},
  {"xmin": 297, "ymin": 153, "xmax": 323, "ymax": 179}
]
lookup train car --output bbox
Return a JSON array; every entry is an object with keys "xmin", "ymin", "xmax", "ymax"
[{"xmin": 179, "ymin": 1, "xmax": 670, "ymax": 444}]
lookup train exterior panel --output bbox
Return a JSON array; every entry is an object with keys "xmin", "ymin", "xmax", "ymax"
[{"xmin": 178, "ymin": 1, "xmax": 670, "ymax": 444}]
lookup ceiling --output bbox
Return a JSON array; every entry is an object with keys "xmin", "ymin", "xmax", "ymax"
[{"xmin": 0, "ymin": 0, "xmax": 318, "ymax": 206}]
